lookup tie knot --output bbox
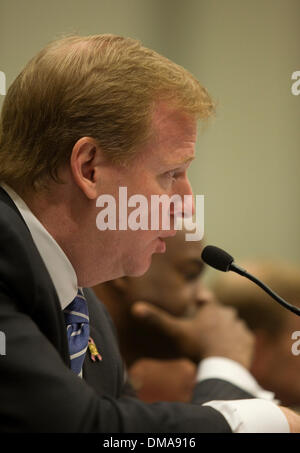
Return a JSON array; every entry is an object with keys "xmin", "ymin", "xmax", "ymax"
[{"xmin": 63, "ymin": 289, "xmax": 89, "ymax": 325}]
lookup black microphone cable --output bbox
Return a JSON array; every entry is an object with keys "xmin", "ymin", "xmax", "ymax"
[{"xmin": 201, "ymin": 245, "xmax": 300, "ymax": 317}]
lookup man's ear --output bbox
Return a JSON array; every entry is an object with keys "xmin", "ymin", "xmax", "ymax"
[{"xmin": 70, "ymin": 136, "xmax": 103, "ymax": 199}]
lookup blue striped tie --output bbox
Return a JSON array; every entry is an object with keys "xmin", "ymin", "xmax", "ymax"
[{"xmin": 63, "ymin": 289, "xmax": 90, "ymax": 376}]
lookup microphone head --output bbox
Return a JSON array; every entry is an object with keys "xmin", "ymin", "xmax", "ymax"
[{"xmin": 201, "ymin": 245, "xmax": 234, "ymax": 272}]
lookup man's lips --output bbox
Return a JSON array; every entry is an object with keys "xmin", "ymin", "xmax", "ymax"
[
  {"xmin": 156, "ymin": 237, "xmax": 167, "ymax": 253},
  {"xmin": 155, "ymin": 230, "xmax": 177, "ymax": 253}
]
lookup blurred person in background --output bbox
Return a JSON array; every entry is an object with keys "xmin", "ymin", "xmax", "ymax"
[
  {"xmin": 213, "ymin": 261, "xmax": 300, "ymax": 410},
  {"xmin": 93, "ymin": 230, "xmax": 274, "ymax": 404}
]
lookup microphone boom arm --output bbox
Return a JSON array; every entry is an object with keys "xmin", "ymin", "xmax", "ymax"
[
  {"xmin": 201, "ymin": 245, "xmax": 300, "ymax": 317},
  {"xmin": 229, "ymin": 262, "xmax": 300, "ymax": 316}
]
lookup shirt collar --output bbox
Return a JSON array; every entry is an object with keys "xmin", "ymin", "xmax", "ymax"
[{"xmin": 1, "ymin": 183, "xmax": 78, "ymax": 310}]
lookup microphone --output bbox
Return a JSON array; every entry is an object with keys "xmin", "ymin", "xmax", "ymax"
[{"xmin": 201, "ymin": 245, "xmax": 300, "ymax": 316}]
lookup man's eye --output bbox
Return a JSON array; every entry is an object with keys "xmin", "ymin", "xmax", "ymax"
[
  {"xmin": 183, "ymin": 272, "xmax": 199, "ymax": 281},
  {"xmin": 166, "ymin": 171, "xmax": 178, "ymax": 182}
]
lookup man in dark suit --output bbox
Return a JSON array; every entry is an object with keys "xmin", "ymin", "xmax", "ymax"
[{"xmin": 0, "ymin": 33, "xmax": 297, "ymax": 432}]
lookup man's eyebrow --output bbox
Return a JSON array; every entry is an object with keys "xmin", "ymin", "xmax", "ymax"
[
  {"xmin": 177, "ymin": 258, "xmax": 205, "ymax": 272},
  {"xmin": 181, "ymin": 156, "xmax": 195, "ymax": 165},
  {"xmin": 169, "ymin": 156, "xmax": 195, "ymax": 168}
]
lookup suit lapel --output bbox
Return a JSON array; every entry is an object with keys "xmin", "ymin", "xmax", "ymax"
[{"xmin": 0, "ymin": 186, "xmax": 70, "ymax": 366}]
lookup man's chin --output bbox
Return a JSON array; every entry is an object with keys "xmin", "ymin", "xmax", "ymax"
[
  {"xmin": 126, "ymin": 253, "xmax": 154, "ymax": 278},
  {"xmin": 125, "ymin": 239, "xmax": 167, "ymax": 277}
]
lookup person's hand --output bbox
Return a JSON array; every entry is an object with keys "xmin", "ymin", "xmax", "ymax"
[
  {"xmin": 129, "ymin": 359, "xmax": 197, "ymax": 403},
  {"xmin": 131, "ymin": 301, "xmax": 254, "ymax": 369},
  {"xmin": 279, "ymin": 406, "xmax": 300, "ymax": 433}
]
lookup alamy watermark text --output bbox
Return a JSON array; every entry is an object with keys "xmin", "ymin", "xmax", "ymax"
[
  {"xmin": 95, "ymin": 188, "xmax": 204, "ymax": 241},
  {"xmin": 0, "ymin": 331, "xmax": 6, "ymax": 355},
  {"xmin": 0, "ymin": 71, "xmax": 6, "ymax": 95}
]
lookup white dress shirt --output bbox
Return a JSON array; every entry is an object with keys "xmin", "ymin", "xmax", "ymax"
[{"xmin": 1, "ymin": 183, "xmax": 290, "ymax": 433}]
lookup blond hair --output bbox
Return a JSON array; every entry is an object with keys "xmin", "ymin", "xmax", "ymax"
[{"xmin": 0, "ymin": 34, "xmax": 214, "ymax": 190}]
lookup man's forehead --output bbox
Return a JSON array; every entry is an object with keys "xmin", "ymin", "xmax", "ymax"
[
  {"xmin": 141, "ymin": 104, "xmax": 197, "ymax": 166},
  {"xmin": 127, "ymin": 101, "xmax": 197, "ymax": 173},
  {"xmin": 151, "ymin": 102, "xmax": 197, "ymax": 142}
]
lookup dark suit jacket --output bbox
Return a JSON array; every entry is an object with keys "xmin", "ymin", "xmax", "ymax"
[{"xmin": 0, "ymin": 187, "xmax": 253, "ymax": 432}]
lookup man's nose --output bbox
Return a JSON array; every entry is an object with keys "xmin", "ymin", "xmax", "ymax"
[{"xmin": 174, "ymin": 178, "xmax": 195, "ymax": 218}]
